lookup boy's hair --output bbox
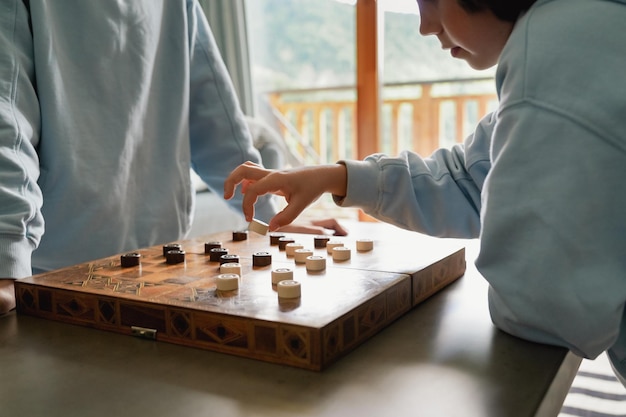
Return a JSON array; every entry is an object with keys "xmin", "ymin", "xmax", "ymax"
[{"xmin": 458, "ymin": 0, "xmax": 538, "ymax": 22}]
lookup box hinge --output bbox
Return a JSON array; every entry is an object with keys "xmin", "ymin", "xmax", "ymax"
[{"xmin": 131, "ymin": 326, "xmax": 157, "ymax": 340}]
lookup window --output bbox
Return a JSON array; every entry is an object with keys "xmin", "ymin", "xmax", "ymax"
[
  {"xmin": 246, "ymin": 0, "xmax": 357, "ymax": 167},
  {"xmin": 246, "ymin": 0, "xmax": 496, "ymax": 162},
  {"xmin": 380, "ymin": 0, "xmax": 497, "ymax": 156},
  {"xmin": 243, "ymin": 0, "xmax": 497, "ymax": 219}
]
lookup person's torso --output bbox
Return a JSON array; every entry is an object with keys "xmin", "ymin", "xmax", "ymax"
[{"xmin": 30, "ymin": 0, "xmax": 195, "ymax": 270}]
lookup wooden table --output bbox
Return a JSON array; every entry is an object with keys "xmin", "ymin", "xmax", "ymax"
[{"xmin": 0, "ymin": 223, "xmax": 580, "ymax": 417}]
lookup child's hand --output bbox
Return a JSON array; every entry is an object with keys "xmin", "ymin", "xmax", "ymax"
[{"xmin": 224, "ymin": 161, "xmax": 347, "ymax": 232}]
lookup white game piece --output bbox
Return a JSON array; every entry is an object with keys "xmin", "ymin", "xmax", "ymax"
[
  {"xmin": 220, "ymin": 262, "xmax": 242, "ymax": 276},
  {"xmin": 216, "ymin": 273, "xmax": 239, "ymax": 291},
  {"xmin": 271, "ymin": 268, "xmax": 294, "ymax": 284},
  {"xmin": 294, "ymin": 248, "xmax": 314, "ymax": 264},
  {"xmin": 277, "ymin": 280, "xmax": 301, "ymax": 299},
  {"xmin": 285, "ymin": 242, "xmax": 304, "ymax": 257},
  {"xmin": 305, "ymin": 255, "xmax": 326, "ymax": 272},
  {"xmin": 248, "ymin": 218, "xmax": 269, "ymax": 235},
  {"xmin": 326, "ymin": 240, "xmax": 344, "ymax": 254},
  {"xmin": 356, "ymin": 238, "xmax": 374, "ymax": 252},
  {"xmin": 332, "ymin": 246, "xmax": 351, "ymax": 261}
]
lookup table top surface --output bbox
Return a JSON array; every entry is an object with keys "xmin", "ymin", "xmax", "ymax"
[{"xmin": 0, "ymin": 223, "xmax": 580, "ymax": 417}]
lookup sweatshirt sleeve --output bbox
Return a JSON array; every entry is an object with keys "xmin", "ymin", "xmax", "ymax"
[
  {"xmin": 185, "ymin": 0, "xmax": 277, "ymax": 223},
  {"xmin": 0, "ymin": 0, "xmax": 44, "ymax": 279},
  {"xmin": 336, "ymin": 112, "xmax": 494, "ymax": 238}
]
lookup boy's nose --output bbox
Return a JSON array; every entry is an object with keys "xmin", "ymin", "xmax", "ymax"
[{"xmin": 419, "ymin": 12, "xmax": 441, "ymax": 36}]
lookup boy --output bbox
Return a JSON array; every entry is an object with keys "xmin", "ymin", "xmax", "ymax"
[{"xmin": 224, "ymin": 0, "xmax": 626, "ymax": 385}]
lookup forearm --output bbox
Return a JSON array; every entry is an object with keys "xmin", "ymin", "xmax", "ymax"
[
  {"xmin": 0, "ymin": 4, "xmax": 43, "ymax": 279},
  {"xmin": 0, "ymin": 279, "xmax": 16, "ymax": 315},
  {"xmin": 336, "ymin": 148, "xmax": 486, "ymax": 237},
  {"xmin": 320, "ymin": 163, "xmax": 347, "ymax": 197}
]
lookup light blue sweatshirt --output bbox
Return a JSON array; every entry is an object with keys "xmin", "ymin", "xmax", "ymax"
[
  {"xmin": 338, "ymin": 0, "xmax": 626, "ymax": 382},
  {"xmin": 0, "ymin": 0, "xmax": 275, "ymax": 276}
]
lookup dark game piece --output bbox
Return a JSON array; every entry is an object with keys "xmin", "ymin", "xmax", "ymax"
[
  {"xmin": 278, "ymin": 237, "xmax": 295, "ymax": 251},
  {"xmin": 163, "ymin": 243, "xmax": 181, "ymax": 257},
  {"xmin": 252, "ymin": 251, "xmax": 272, "ymax": 267},
  {"xmin": 120, "ymin": 252, "xmax": 141, "ymax": 268},
  {"xmin": 232, "ymin": 230, "xmax": 248, "ymax": 241},
  {"xmin": 165, "ymin": 249, "xmax": 185, "ymax": 264},
  {"xmin": 314, "ymin": 235, "xmax": 330, "ymax": 249},
  {"xmin": 209, "ymin": 247, "xmax": 229, "ymax": 262},
  {"xmin": 220, "ymin": 254, "xmax": 240, "ymax": 265},
  {"xmin": 204, "ymin": 241, "xmax": 222, "ymax": 254},
  {"xmin": 269, "ymin": 232, "xmax": 285, "ymax": 246}
]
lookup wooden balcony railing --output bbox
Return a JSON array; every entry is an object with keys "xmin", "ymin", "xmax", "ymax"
[{"xmin": 266, "ymin": 77, "xmax": 498, "ymax": 165}]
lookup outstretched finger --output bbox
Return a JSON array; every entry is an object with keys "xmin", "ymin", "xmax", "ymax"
[
  {"xmin": 241, "ymin": 186, "xmax": 260, "ymax": 222},
  {"xmin": 268, "ymin": 199, "xmax": 311, "ymax": 232},
  {"xmin": 223, "ymin": 161, "xmax": 270, "ymax": 200},
  {"xmin": 239, "ymin": 173, "xmax": 288, "ymax": 221}
]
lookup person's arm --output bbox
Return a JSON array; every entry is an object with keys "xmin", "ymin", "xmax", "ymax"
[
  {"xmin": 0, "ymin": 280, "xmax": 16, "ymax": 315},
  {"xmin": 185, "ymin": 1, "xmax": 277, "ymax": 224},
  {"xmin": 0, "ymin": 1, "xmax": 44, "ymax": 314},
  {"xmin": 336, "ymin": 115, "xmax": 493, "ymax": 238},
  {"xmin": 225, "ymin": 113, "xmax": 494, "ymax": 237},
  {"xmin": 185, "ymin": 3, "xmax": 346, "ymax": 236}
]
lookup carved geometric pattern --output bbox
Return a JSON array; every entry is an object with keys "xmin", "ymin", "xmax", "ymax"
[
  {"xmin": 341, "ymin": 315, "xmax": 356, "ymax": 347},
  {"xmin": 397, "ymin": 288, "xmax": 411, "ymax": 311},
  {"xmin": 63, "ymin": 273, "xmax": 168, "ymax": 296},
  {"xmin": 413, "ymin": 269, "xmax": 433, "ymax": 303},
  {"xmin": 196, "ymin": 320, "xmax": 248, "ymax": 348},
  {"xmin": 65, "ymin": 275, "xmax": 114, "ymax": 290},
  {"xmin": 56, "ymin": 295, "xmax": 94, "ymax": 320},
  {"xmin": 114, "ymin": 280, "xmax": 143, "ymax": 295},
  {"xmin": 414, "ymin": 254, "xmax": 465, "ymax": 305},
  {"xmin": 38, "ymin": 290, "xmax": 53, "ymax": 312},
  {"xmin": 254, "ymin": 325, "xmax": 278, "ymax": 354},
  {"xmin": 98, "ymin": 300, "xmax": 117, "ymax": 324},
  {"xmin": 323, "ymin": 323, "xmax": 341, "ymax": 361},
  {"xmin": 357, "ymin": 298, "xmax": 386, "ymax": 336},
  {"xmin": 189, "ymin": 288, "xmax": 216, "ymax": 303},
  {"xmin": 170, "ymin": 311, "xmax": 192, "ymax": 338},
  {"xmin": 163, "ymin": 276, "xmax": 202, "ymax": 285},
  {"xmin": 281, "ymin": 328, "xmax": 310, "ymax": 362},
  {"xmin": 18, "ymin": 288, "xmax": 36, "ymax": 310},
  {"xmin": 165, "ymin": 288, "xmax": 217, "ymax": 305},
  {"xmin": 387, "ymin": 281, "xmax": 411, "ymax": 319}
]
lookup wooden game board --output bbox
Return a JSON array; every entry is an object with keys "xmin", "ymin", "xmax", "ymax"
[{"xmin": 15, "ymin": 222, "xmax": 466, "ymax": 371}]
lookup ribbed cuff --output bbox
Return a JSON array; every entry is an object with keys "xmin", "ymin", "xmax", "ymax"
[
  {"xmin": 0, "ymin": 236, "xmax": 35, "ymax": 278},
  {"xmin": 335, "ymin": 159, "xmax": 381, "ymax": 210}
]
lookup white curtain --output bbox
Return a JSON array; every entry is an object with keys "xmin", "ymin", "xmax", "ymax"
[{"xmin": 198, "ymin": 0, "xmax": 255, "ymax": 116}]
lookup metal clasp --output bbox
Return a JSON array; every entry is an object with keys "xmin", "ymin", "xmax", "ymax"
[{"xmin": 131, "ymin": 326, "xmax": 157, "ymax": 340}]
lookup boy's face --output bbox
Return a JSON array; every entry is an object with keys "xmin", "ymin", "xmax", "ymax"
[{"xmin": 417, "ymin": 0, "xmax": 514, "ymax": 70}]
